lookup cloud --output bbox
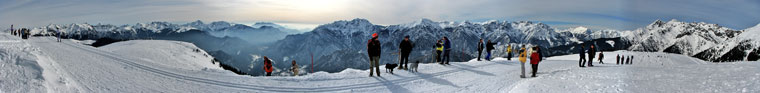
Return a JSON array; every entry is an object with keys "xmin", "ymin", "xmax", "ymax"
[{"xmin": 1, "ymin": 0, "xmax": 758, "ymax": 31}]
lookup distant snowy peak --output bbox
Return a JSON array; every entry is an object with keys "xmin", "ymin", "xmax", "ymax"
[
  {"xmin": 630, "ymin": 19, "xmax": 742, "ymax": 56},
  {"xmin": 570, "ymin": 26, "xmax": 591, "ymax": 34},
  {"xmin": 251, "ymin": 22, "xmax": 286, "ymax": 29},
  {"xmin": 401, "ymin": 18, "xmax": 446, "ymax": 28},
  {"xmin": 313, "ymin": 18, "xmax": 380, "ymax": 35}
]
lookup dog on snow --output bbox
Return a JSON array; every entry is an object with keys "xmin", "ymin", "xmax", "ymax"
[
  {"xmin": 408, "ymin": 61, "xmax": 419, "ymax": 73},
  {"xmin": 385, "ymin": 63, "xmax": 398, "ymax": 74}
]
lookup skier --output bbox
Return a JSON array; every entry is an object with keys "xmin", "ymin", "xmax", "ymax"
[
  {"xmin": 263, "ymin": 56, "xmax": 273, "ymax": 76},
  {"xmin": 485, "ymin": 40, "xmax": 496, "ymax": 61},
  {"xmin": 291, "ymin": 60, "xmax": 299, "ymax": 76},
  {"xmin": 587, "ymin": 44, "xmax": 596, "ymax": 67},
  {"xmin": 367, "ymin": 33, "xmax": 382, "ymax": 77},
  {"xmin": 598, "ymin": 51, "xmax": 604, "ymax": 64},
  {"xmin": 399, "ymin": 36, "xmax": 413, "ymax": 69},
  {"xmin": 435, "ymin": 40, "xmax": 444, "ymax": 64},
  {"xmin": 616, "ymin": 54, "xmax": 620, "ymax": 65},
  {"xmin": 442, "ymin": 37, "xmax": 451, "ymax": 65},
  {"xmin": 518, "ymin": 45, "xmax": 528, "ymax": 78},
  {"xmin": 579, "ymin": 45, "xmax": 586, "ymax": 67},
  {"xmin": 507, "ymin": 44, "xmax": 513, "ymax": 61},
  {"xmin": 477, "ymin": 39, "xmax": 484, "ymax": 61},
  {"xmin": 530, "ymin": 47, "xmax": 541, "ymax": 77}
]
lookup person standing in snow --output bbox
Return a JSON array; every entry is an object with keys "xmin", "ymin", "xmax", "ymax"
[
  {"xmin": 10, "ymin": 25, "xmax": 14, "ymax": 36},
  {"xmin": 530, "ymin": 47, "xmax": 541, "ymax": 77},
  {"xmin": 263, "ymin": 56, "xmax": 273, "ymax": 76},
  {"xmin": 56, "ymin": 27, "xmax": 62, "ymax": 42},
  {"xmin": 442, "ymin": 37, "xmax": 451, "ymax": 65},
  {"xmin": 367, "ymin": 33, "xmax": 382, "ymax": 77},
  {"xmin": 598, "ymin": 51, "xmax": 604, "ymax": 64},
  {"xmin": 518, "ymin": 45, "xmax": 528, "ymax": 78},
  {"xmin": 587, "ymin": 44, "xmax": 596, "ymax": 67},
  {"xmin": 435, "ymin": 40, "xmax": 444, "ymax": 64},
  {"xmin": 579, "ymin": 45, "xmax": 586, "ymax": 67},
  {"xmin": 616, "ymin": 54, "xmax": 620, "ymax": 65},
  {"xmin": 477, "ymin": 39, "xmax": 484, "ymax": 61},
  {"xmin": 629, "ymin": 56, "xmax": 633, "ymax": 64},
  {"xmin": 621, "ymin": 55, "xmax": 626, "ymax": 64},
  {"xmin": 485, "ymin": 40, "xmax": 496, "ymax": 61},
  {"xmin": 291, "ymin": 60, "xmax": 299, "ymax": 76},
  {"xmin": 507, "ymin": 44, "xmax": 513, "ymax": 61},
  {"xmin": 399, "ymin": 36, "xmax": 413, "ymax": 69}
]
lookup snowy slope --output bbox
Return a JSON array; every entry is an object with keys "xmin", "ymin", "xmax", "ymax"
[
  {"xmin": 5, "ymin": 33, "xmax": 758, "ymax": 92},
  {"xmin": 98, "ymin": 40, "xmax": 223, "ymax": 71}
]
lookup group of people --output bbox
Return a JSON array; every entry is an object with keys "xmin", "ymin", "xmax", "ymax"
[
  {"xmin": 9, "ymin": 25, "xmax": 31, "ymax": 39},
  {"xmin": 517, "ymin": 45, "xmax": 544, "ymax": 77},
  {"xmin": 260, "ymin": 56, "xmax": 300, "ymax": 76},
  {"xmin": 578, "ymin": 44, "xmax": 601, "ymax": 67},
  {"xmin": 477, "ymin": 39, "xmax": 498, "ymax": 61},
  {"xmin": 617, "ymin": 54, "xmax": 634, "ymax": 65},
  {"xmin": 366, "ymin": 33, "xmax": 425, "ymax": 77},
  {"xmin": 432, "ymin": 37, "xmax": 451, "ymax": 65}
]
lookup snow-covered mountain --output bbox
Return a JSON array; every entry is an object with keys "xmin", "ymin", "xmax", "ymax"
[
  {"xmin": 693, "ymin": 23, "xmax": 760, "ymax": 62},
  {"xmin": 627, "ymin": 19, "xmax": 741, "ymax": 56},
  {"xmin": 263, "ymin": 18, "xmax": 631, "ymax": 73},
  {"xmin": 27, "ymin": 20, "xmax": 294, "ymax": 44}
]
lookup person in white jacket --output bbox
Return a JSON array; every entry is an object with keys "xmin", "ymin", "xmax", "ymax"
[{"xmin": 291, "ymin": 60, "xmax": 299, "ymax": 76}]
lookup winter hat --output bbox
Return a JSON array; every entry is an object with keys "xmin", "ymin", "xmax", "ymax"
[{"xmin": 372, "ymin": 33, "xmax": 378, "ymax": 37}]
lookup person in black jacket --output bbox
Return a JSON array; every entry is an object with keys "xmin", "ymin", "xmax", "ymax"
[
  {"xmin": 399, "ymin": 36, "xmax": 413, "ymax": 69},
  {"xmin": 442, "ymin": 37, "xmax": 451, "ymax": 65},
  {"xmin": 367, "ymin": 33, "xmax": 382, "ymax": 77},
  {"xmin": 587, "ymin": 44, "xmax": 596, "ymax": 67},
  {"xmin": 616, "ymin": 54, "xmax": 620, "ymax": 65},
  {"xmin": 598, "ymin": 51, "xmax": 604, "ymax": 64},
  {"xmin": 477, "ymin": 39, "xmax": 484, "ymax": 61},
  {"xmin": 486, "ymin": 40, "xmax": 496, "ymax": 61}
]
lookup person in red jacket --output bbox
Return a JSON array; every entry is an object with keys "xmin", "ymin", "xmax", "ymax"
[
  {"xmin": 530, "ymin": 47, "xmax": 541, "ymax": 77},
  {"xmin": 263, "ymin": 56, "xmax": 273, "ymax": 76}
]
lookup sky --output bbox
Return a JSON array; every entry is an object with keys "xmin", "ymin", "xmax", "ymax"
[{"xmin": 1, "ymin": 0, "xmax": 759, "ymax": 31}]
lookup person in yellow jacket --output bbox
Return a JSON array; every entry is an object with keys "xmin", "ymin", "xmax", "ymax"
[
  {"xmin": 506, "ymin": 44, "xmax": 513, "ymax": 61},
  {"xmin": 518, "ymin": 45, "xmax": 527, "ymax": 78}
]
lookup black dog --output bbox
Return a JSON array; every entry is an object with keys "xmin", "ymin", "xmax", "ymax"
[{"xmin": 385, "ymin": 63, "xmax": 398, "ymax": 74}]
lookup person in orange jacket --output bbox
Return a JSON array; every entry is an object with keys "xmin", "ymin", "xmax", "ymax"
[
  {"xmin": 263, "ymin": 56, "xmax": 273, "ymax": 76},
  {"xmin": 530, "ymin": 47, "xmax": 541, "ymax": 77}
]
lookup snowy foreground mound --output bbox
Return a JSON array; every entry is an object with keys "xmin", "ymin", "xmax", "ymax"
[{"xmin": 2, "ymin": 34, "xmax": 759, "ymax": 92}]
